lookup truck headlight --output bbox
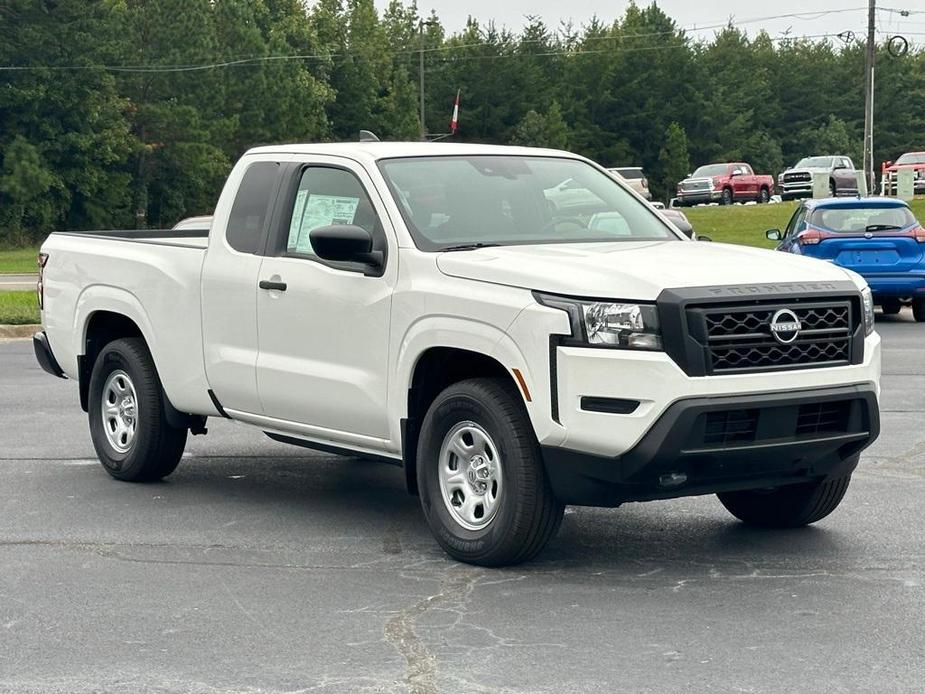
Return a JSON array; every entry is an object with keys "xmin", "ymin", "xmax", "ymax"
[
  {"xmin": 535, "ymin": 293, "xmax": 663, "ymax": 350},
  {"xmin": 861, "ymin": 287, "xmax": 874, "ymax": 336}
]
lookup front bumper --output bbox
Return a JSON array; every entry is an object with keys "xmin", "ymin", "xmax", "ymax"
[
  {"xmin": 677, "ymin": 190, "xmax": 721, "ymax": 205},
  {"xmin": 779, "ymin": 182, "xmax": 813, "ymax": 198},
  {"xmin": 542, "ymin": 384, "xmax": 879, "ymax": 507}
]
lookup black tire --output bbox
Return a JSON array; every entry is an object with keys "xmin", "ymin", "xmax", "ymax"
[
  {"xmin": 717, "ymin": 474, "xmax": 851, "ymax": 528},
  {"xmin": 881, "ymin": 299, "xmax": 902, "ymax": 316},
  {"xmin": 829, "ymin": 179, "xmax": 837, "ymax": 198},
  {"xmin": 914, "ymin": 299, "xmax": 925, "ymax": 323},
  {"xmin": 721, "ymin": 188, "xmax": 733, "ymax": 205},
  {"xmin": 88, "ymin": 337, "xmax": 187, "ymax": 482},
  {"xmin": 416, "ymin": 378, "xmax": 564, "ymax": 566},
  {"xmin": 758, "ymin": 187, "xmax": 770, "ymax": 203}
]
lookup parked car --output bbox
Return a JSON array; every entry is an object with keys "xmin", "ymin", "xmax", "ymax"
[
  {"xmin": 778, "ymin": 155, "xmax": 859, "ymax": 200},
  {"xmin": 172, "ymin": 215, "xmax": 213, "ymax": 232},
  {"xmin": 33, "ymin": 142, "xmax": 880, "ymax": 566},
  {"xmin": 883, "ymin": 151, "xmax": 925, "ymax": 195},
  {"xmin": 767, "ymin": 196, "xmax": 925, "ymax": 320},
  {"xmin": 676, "ymin": 162, "xmax": 775, "ymax": 206},
  {"xmin": 608, "ymin": 166, "xmax": 651, "ymax": 200}
]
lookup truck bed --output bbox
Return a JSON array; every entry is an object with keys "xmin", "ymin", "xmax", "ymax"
[
  {"xmin": 53, "ymin": 228, "xmax": 210, "ymax": 250},
  {"xmin": 40, "ymin": 229, "xmax": 214, "ymax": 416}
]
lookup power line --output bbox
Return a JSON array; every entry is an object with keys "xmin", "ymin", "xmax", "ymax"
[{"xmin": 0, "ymin": 5, "xmax": 900, "ymax": 74}]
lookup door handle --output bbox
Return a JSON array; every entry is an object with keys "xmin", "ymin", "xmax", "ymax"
[{"xmin": 259, "ymin": 280, "xmax": 287, "ymax": 292}]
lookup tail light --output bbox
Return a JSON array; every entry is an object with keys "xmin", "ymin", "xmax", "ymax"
[
  {"xmin": 914, "ymin": 227, "xmax": 925, "ymax": 243},
  {"xmin": 641, "ymin": 177, "xmax": 648, "ymax": 189},
  {"xmin": 796, "ymin": 230, "xmax": 822, "ymax": 246},
  {"xmin": 37, "ymin": 252, "xmax": 48, "ymax": 309}
]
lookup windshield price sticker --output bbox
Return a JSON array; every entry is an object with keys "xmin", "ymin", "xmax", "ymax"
[{"xmin": 288, "ymin": 192, "xmax": 360, "ymax": 254}]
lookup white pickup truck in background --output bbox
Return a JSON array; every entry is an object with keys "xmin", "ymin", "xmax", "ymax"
[{"xmin": 34, "ymin": 142, "xmax": 881, "ymax": 566}]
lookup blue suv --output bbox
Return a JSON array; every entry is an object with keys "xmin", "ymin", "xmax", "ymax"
[{"xmin": 767, "ymin": 197, "xmax": 925, "ymax": 321}]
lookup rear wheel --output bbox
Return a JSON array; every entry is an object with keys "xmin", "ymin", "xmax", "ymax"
[
  {"xmin": 88, "ymin": 337, "xmax": 187, "ymax": 482},
  {"xmin": 721, "ymin": 188, "xmax": 734, "ymax": 206},
  {"xmin": 717, "ymin": 474, "xmax": 851, "ymax": 528},
  {"xmin": 881, "ymin": 299, "xmax": 902, "ymax": 316},
  {"xmin": 914, "ymin": 299, "xmax": 925, "ymax": 322},
  {"xmin": 416, "ymin": 378, "xmax": 564, "ymax": 566}
]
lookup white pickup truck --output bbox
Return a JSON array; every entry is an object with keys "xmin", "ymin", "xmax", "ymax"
[{"xmin": 34, "ymin": 142, "xmax": 881, "ymax": 566}]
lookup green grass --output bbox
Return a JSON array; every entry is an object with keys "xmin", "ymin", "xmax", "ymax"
[
  {"xmin": 0, "ymin": 291, "xmax": 40, "ymax": 325},
  {"xmin": 685, "ymin": 196, "xmax": 925, "ymax": 248},
  {"xmin": 0, "ymin": 246, "xmax": 40, "ymax": 274}
]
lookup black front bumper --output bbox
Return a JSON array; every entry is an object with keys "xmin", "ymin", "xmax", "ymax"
[
  {"xmin": 33, "ymin": 331, "xmax": 66, "ymax": 379},
  {"xmin": 542, "ymin": 384, "xmax": 879, "ymax": 507}
]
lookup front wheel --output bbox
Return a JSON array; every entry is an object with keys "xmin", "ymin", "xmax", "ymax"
[
  {"xmin": 721, "ymin": 188, "xmax": 734, "ymax": 205},
  {"xmin": 88, "ymin": 337, "xmax": 187, "ymax": 482},
  {"xmin": 416, "ymin": 378, "xmax": 564, "ymax": 566},
  {"xmin": 758, "ymin": 187, "xmax": 770, "ymax": 203},
  {"xmin": 717, "ymin": 474, "xmax": 851, "ymax": 528}
]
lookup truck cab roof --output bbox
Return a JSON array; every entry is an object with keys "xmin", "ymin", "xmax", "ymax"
[{"xmin": 244, "ymin": 141, "xmax": 580, "ymax": 164}]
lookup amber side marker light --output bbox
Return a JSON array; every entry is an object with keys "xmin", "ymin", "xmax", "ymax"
[{"xmin": 512, "ymin": 368, "xmax": 532, "ymax": 402}]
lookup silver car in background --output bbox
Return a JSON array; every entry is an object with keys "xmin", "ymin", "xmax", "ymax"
[{"xmin": 608, "ymin": 166, "xmax": 652, "ymax": 200}]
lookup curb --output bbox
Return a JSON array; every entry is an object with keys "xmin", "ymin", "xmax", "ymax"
[{"xmin": 0, "ymin": 324, "xmax": 40, "ymax": 339}]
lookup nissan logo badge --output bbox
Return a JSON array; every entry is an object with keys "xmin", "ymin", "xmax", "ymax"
[{"xmin": 770, "ymin": 309, "xmax": 802, "ymax": 344}]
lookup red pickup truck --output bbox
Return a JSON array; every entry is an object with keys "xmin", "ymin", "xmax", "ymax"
[{"xmin": 676, "ymin": 162, "xmax": 775, "ymax": 206}]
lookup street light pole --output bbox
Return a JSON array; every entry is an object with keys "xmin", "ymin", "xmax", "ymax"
[
  {"xmin": 862, "ymin": 0, "xmax": 876, "ymax": 194},
  {"xmin": 419, "ymin": 20, "xmax": 426, "ymax": 141}
]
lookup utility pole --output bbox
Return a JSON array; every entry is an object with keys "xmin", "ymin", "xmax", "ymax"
[
  {"xmin": 862, "ymin": 0, "xmax": 876, "ymax": 194},
  {"xmin": 419, "ymin": 20, "xmax": 426, "ymax": 141}
]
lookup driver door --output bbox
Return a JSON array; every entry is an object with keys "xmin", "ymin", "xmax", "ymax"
[{"xmin": 254, "ymin": 158, "xmax": 397, "ymax": 443}]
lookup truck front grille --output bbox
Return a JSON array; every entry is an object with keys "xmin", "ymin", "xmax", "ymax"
[
  {"xmin": 783, "ymin": 172, "xmax": 811, "ymax": 183},
  {"xmin": 681, "ymin": 180, "xmax": 710, "ymax": 191},
  {"xmin": 687, "ymin": 300, "xmax": 855, "ymax": 374}
]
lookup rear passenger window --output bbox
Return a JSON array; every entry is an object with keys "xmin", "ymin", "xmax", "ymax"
[
  {"xmin": 226, "ymin": 162, "xmax": 279, "ymax": 254},
  {"xmin": 285, "ymin": 167, "xmax": 381, "ymax": 256}
]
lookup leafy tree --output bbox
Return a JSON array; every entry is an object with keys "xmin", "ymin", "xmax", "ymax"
[
  {"xmin": 657, "ymin": 122, "xmax": 690, "ymax": 202},
  {"xmin": 795, "ymin": 116, "xmax": 862, "ymax": 167},
  {"xmin": 511, "ymin": 101, "xmax": 569, "ymax": 149},
  {"xmin": 1, "ymin": 0, "xmax": 924, "ymax": 243}
]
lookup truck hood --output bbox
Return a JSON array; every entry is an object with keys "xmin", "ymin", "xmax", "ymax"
[{"xmin": 436, "ymin": 241, "xmax": 861, "ymax": 299}]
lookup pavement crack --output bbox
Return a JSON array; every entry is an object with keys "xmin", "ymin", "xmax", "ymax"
[{"xmin": 384, "ymin": 567, "xmax": 481, "ymax": 694}]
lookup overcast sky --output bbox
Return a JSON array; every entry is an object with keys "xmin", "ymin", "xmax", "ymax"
[{"xmin": 374, "ymin": 1, "xmax": 919, "ymax": 43}]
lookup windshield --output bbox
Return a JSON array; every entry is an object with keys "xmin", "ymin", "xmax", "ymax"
[
  {"xmin": 692, "ymin": 164, "xmax": 728, "ymax": 178},
  {"xmin": 896, "ymin": 153, "xmax": 925, "ymax": 165},
  {"xmin": 378, "ymin": 156, "xmax": 677, "ymax": 250},
  {"xmin": 796, "ymin": 157, "xmax": 834, "ymax": 168},
  {"xmin": 810, "ymin": 205, "xmax": 917, "ymax": 233}
]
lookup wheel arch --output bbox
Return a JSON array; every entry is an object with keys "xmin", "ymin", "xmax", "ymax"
[
  {"xmin": 76, "ymin": 297, "xmax": 193, "ymax": 429},
  {"xmin": 400, "ymin": 337, "xmax": 530, "ymax": 496}
]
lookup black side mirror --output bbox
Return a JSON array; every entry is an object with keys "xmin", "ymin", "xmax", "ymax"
[
  {"xmin": 697, "ymin": 234, "xmax": 713, "ymax": 242},
  {"xmin": 310, "ymin": 224, "xmax": 383, "ymax": 269},
  {"xmin": 765, "ymin": 228, "xmax": 782, "ymax": 241}
]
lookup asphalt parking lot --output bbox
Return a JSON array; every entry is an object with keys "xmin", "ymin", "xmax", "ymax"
[{"xmin": 1, "ymin": 313, "xmax": 923, "ymax": 694}]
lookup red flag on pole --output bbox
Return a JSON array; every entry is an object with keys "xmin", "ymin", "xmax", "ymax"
[{"xmin": 450, "ymin": 89, "xmax": 460, "ymax": 133}]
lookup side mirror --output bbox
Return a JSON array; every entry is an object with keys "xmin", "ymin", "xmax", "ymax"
[
  {"xmin": 309, "ymin": 224, "xmax": 382, "ymax": 269},
  {"xmin": 696, "ymin": 234, "xmax": 713, "ymax": 242},
  {"xmin": 765, "ymin": 228, "xmax": 782, "ymax": 241}
]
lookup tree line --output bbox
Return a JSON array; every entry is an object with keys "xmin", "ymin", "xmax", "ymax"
[{"xmin": 1, "ymin": 0, "xmax": 923, "ymax": 244}]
